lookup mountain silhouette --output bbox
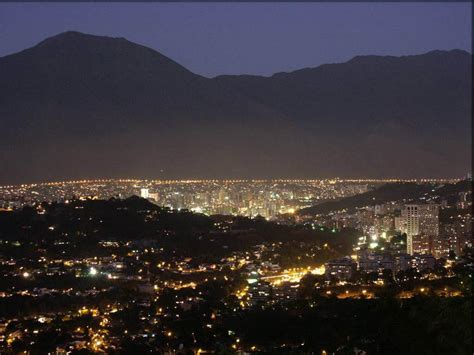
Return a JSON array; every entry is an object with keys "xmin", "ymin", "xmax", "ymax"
[{"xmin": 0, "ymin": 31, "xmax": 471, "ymax": 183}]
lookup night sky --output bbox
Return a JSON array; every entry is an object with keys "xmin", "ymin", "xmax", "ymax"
[{"xmin": 0, "ymin": 3, "xmax": 471, "ymax": 77}]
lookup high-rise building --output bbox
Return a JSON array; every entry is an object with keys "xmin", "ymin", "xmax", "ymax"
[
  {"xmin": 148, "ymin": 192, "xmax": 159, "ymax": 202},
  {"xmin": 218, "ymin": 187, "xmax": 227, "ymax": 203},
  {"xmin": 431, "ymin": 235, "xmax": 450, "ymax": 258},
  {"xmin": 441, "ymin": 220, "xmax": 471, "ymax": 257},
  {"xmin": 401, "ymin": 204, "xmax": 439, "ymax": 255},
  {"xmin": 140, "ymin": 188, "xmax": 149, "ymax": 199},
  {"xmin": 394, "ymin": 215, "xmax": 405, "ymax": 232},
  {"xmin": 412, "ymin": 233, "xmax": 431, "ymax": 254}
]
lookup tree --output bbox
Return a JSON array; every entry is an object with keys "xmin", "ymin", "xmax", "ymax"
[
  {"xmin": 381, "ymin": 269, "xmax": 394, "ymax": 284},
  {"xmin": 299, "ymin": 273, "xmax": 325, "ymax": 299}
]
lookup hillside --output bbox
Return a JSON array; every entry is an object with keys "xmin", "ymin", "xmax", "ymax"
[{"xmin": 298, "ymin": 180, "xmax": 471, "ymax": 216}]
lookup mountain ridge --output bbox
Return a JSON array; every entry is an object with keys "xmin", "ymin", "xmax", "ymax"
[
  {"xmin": 0, "ymin": 31, "xmax": 471, "ymax": 184},
  {"xmin": 3, "ymin": 31, "xmax": 469, "ymax": 78}
]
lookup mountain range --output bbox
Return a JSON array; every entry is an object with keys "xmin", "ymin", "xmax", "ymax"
[{"xmin": 0, "ymin": 31, "xmax": 471, "ymax": 184}]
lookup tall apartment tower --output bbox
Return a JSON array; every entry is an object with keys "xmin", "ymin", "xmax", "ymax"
[
  {"xmin": 140, "ymin": 188, "xmax": 149, "ymax": 199},
  {"xmin": 401, "ymin": 204, "xmax": 439, "ymax": 255}
]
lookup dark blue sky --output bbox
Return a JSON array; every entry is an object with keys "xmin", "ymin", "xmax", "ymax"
[{"xmin": 0, "ymin": 3, "xmax": 471, "ymax": 77}]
